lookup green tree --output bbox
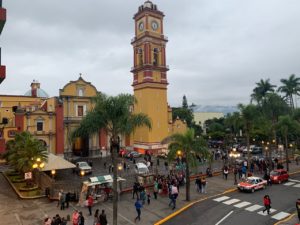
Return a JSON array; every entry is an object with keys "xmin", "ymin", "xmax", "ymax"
[
  {"xmin": 238, "ymin": 104, "xmax": 260, "ymax": 166},
  {"xmin": 182, "ymin": 95, "xmax": 188, "ymax": 109},
  {"xmin": 3, "ymin": 132, "xmax": 48, "ymax": 185},
  {"xmin": 251, "ymin": 78, "xmax": 276, "ymax": 105},
  {"xmin": 276, "ymin": 115, "xmax": 300, "ymax": 171},
  {"xmin": 172, "ymin": 107, "xmax": 194, "ymax": 127},
  {"xmin": 278, "ymin": 74, "xmax": 300, "ymax": 109},
  {"xmin": 166, "ymin": 129, "xmax": 210, "ymax": 201},
  {"xmin": 73, "ymin": 93, "xmax": 151, "ymax": 225}
]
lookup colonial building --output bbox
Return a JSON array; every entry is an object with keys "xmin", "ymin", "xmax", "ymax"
[
  {"xmin": 0, "ymin": 80, "xmax": 59, "ymax": 153},
  {"xmin": 0, "ymin": 0, "xmax": 7, "ymax": 84},
  {"xmin": 131, "ymin": 1, "xmax": 186, "ymax": 154},
  {"xmin": 59, "ymin": 75, "xmax": 107, "ymax": 157}
]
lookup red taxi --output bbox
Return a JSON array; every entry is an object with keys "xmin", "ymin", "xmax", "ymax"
[
  {"xmin": 270, "ymin": 169, "xmax": 289, "ymax": 184},
  {"xmin": 237, "ymin": 176, "xmax": 267, "ymax": 193}
]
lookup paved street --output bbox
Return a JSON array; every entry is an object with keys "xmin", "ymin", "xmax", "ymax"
[
  {"xmin": 164, "ymin": 173, "xmax": 300, "ymax": 225},
  {"xmin": 1, "ymin": 156, "xmax": 299, "ymax": 225}
]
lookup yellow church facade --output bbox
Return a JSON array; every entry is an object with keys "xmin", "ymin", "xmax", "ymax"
[{"xmin": 131, "ymin": 1, "xmax": 186, "ymax": 154}]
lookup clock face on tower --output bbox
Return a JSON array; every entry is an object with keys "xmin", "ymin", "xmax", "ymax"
[
  {"xmin": 138, "ymin": 22, "xmax": 144, "ymax": 31},
  {"xmin": 151, "ymin": 21, "xmax": 159, "ymax": 31}
]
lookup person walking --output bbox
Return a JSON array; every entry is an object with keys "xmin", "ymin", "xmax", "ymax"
[
  {"xmin": 78, "ymin": 211, "xmax": 85, "ymax": 225},
  {"xmin": 147, "ymin": 191, "xmax": 151, "ymax": 205},
  {"xmin": 201, "ymin": 177, "xmax": 207, "ymax": 193},
  {"xmin": 65, "ymin": 192, "xmax": 70, "ymax": 208},
  {"xmin": 195, "ymin": 176, "xmax": 202, "ymax": 193},
  {"xmin": 99, "ymin": 209, "xmax": 108, "ymax": 225},
  {"xmin": 60, "ymin": 191, "xmax": 66, "ymax": 210},
  {"xmin": 223, "ymin": 167, "xmax": 229, "ymax": 180},
  {"xmin": 132, "ymin": 182, "xmax": 139, "ymax": 199},
  {"xmin": 263, "ymin": 195, "xmax": 271, "ymax": 214},
  {"xmin": 72, "ymin": 210, "xmax": 79, "ymax": 225},
  {"xmin": 296, "ymin": 199, "xmax": 300, "ymax": 222},
  {"xmin": 134, "ymin": 199, "xmax": 143, "ymax": 222},
  {"xmin": 93, "ymin": 209, "xmax": 99, "ymax": 225},
  {"xmin": 153, "ymin": 180, "xmax": 158, "ymax": 199},
  {"xmin": 87, "ymin": 195, "xmax": 94, "ymax": 216}
]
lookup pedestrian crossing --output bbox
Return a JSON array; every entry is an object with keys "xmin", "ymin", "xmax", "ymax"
[
  {"xmin": 283, "ymin": 179, "xmax": 300, "ymax": 188},
  {"xmin": 213, "ymin": 195, "xmax": 290, "ymax": 221}
]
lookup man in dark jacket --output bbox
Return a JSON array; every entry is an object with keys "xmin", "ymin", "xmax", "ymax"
[{"xmin": 99, "ymin": 209, "xmax": 108, "ymax": 225}]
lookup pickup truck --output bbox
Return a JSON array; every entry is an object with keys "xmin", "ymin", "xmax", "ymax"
[{"xmin": 73, "ymin": 161, "xmax": 92, "ymax": 175}]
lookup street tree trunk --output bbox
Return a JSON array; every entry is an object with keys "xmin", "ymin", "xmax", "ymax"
[
  {"xmin": 112, "ymin": 139, "xmax": 118, "ymax": 225},
  {"xmin": 285, "ymin": 133, "xmax": 289, "ymax": 171},
  {"xmin": 185, "ymin": 163, "xmax": 190, "ymax": 201}
]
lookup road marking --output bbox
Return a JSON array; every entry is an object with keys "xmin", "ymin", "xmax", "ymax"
[
  {"xmin": 14, "ymin": 213, "xmax": 22, "ymax": 225},
  {"xmin": 271, "ymin": 212, "xmax": 291, "ymax": 220},
  {"xmin": 234, "ymin": 201, "xmax": 251, "ymax": 208},
  {"xmin": 245, "ymin": 204, "xmax": 263, "ymax": 212},
  {"xmin": 213, "ymin": 196, "xmax": 230, "ymax": 202},
  {"xmin": 257, "ymin": 208, "xmax": 276, "ymax": 216},
  {"xmin": 215, "ymin": 210, "xmax": 234, "ymax": 225},
  {"xmin": 288, "ymin": 179, "xmax": 300, "ymax": 183},
  {"xmin": 293, "ymin": 184, "xmax": 300, "ymax": 188},
  {"xmin": 284, "ymin": 182, "xmax": 295, "ymax": 186},
  {"xmin": 223, "ymin": 199, "xmax": 240, "ymax": 205}
]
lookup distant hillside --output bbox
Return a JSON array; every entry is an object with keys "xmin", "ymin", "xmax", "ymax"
[{"xmin": 191, "ymin": 105, "xmax": 238, "ymax": 115}]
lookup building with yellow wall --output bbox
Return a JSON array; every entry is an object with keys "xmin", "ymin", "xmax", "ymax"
[
  {"xmin": 59, "ymin": 75, "xmax": 107, "ymax": 157},
  {"xmin": 131, "ymin": 1, "xmax": 186, "ymax": 154}
]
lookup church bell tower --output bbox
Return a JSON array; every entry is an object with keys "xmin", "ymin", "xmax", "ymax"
[{"xmin": 131, "ymin": 1, "xmax": 169, "ymax": 154}]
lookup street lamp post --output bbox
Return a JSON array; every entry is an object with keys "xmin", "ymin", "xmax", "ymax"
[
  {"xmin": 229, "ymin": 148, "xmax": 240, "ymax": 185},
  {"xmin": 32, "ymin": 157, "xmax": 45, "ymax": 187}
]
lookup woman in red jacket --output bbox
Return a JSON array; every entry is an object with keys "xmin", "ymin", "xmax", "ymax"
[{"xmin": 263, "ymin": 195, "xmax": 271, "ymax": 214}]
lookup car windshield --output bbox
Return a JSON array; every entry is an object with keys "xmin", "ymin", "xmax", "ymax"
[
  {"xmin": 270, "ymin": 171, "xmax": 279, "ymax": 176},
  {"xmin": 245, "ymin": 179, "xmax": 256, "ymax": 184},
  {"xmin": 79, "ymin": 162, "xmax": 89, "ymax": 167}
]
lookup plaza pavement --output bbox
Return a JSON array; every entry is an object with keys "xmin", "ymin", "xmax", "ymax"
[{"xmin": 1, "ymin": 159, "xmax": 300, "ymax": 225}]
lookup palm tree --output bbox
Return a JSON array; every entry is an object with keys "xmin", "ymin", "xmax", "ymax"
[
  {"xmin": 238, "ymin": 104, "xmax": 260, "ymax": 167},
  {"xmin": 276, "ymin": 115, "xmax": 300, "ymax": 171},
  {"xmin": 166, "ymin": 129, "xmax": 210, "ymax": 201},
  {"xmin": 73, "ymin": 93, "xmax": 151, "ymax": 225},
  {"xmin": 251, "ymin": 79, "xmax": 276, "ymax": 105},
  {"xmin": 4, "ymin": 132, "xmax": 48, "ymax": 186},
  {"xmin": 278, "ymin": 74, "xmax": 300, "ymax": 109}
]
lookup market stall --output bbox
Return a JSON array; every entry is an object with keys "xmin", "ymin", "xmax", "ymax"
[{"xmin": 79, "ymin": 175, "xmax": 126, "ymax": 207}]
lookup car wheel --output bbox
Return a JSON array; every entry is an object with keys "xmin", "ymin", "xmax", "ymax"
[
  {"xmin": 262, "ymin": 185, "xmax": 266, "ymax": 189},
  {"xmin": 278, "ymin": 180, "xmax": 282, "ymax": 184},
  {"xmin": 251, "ymin": 188, "xmax": 255, "ymax": 193}
]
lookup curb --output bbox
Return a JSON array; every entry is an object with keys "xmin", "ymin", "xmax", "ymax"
[
  {"xmin": 1, "ymin": 172, "xmax": 46, "ymax": 199},
  {"xmin": 153, "ymin": 187, "xmax": 237, "ymax": 225},
  {"xmin": 274, "ymin": 213, "xmax": 296, "ymax": 225}
]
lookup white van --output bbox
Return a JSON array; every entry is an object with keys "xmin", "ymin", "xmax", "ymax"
[{"xmin": 135, "ymin": 162, "xmax": 149, "ymax": 174}]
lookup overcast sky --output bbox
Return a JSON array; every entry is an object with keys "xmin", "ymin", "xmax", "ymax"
[{"xmin": 1, "ymin": 0, "xmax": 300, "ymax": 107}]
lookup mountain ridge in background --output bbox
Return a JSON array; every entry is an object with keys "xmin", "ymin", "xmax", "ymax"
[{"xmin": 191, "ymin": 105, "xmax": 238, "ymax": 115}]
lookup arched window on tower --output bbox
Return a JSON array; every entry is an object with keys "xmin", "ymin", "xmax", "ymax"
[
  {"xmin": 153, "ymin": 48, "xmax": 159, "ymax": 66},
  {"xmin": 138, "ymin": 48, "xmax": 143, "ymax": 66}
]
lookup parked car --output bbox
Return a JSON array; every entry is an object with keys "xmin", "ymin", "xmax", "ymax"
[
  {"xmin": 134, "ymin": 162, "xmax": 149, "ymax": 174},
  {"xmin": 270, "ymin": 169, "xmax": 289, "ymax": 184},
  {"xmin": 237, "ymin": 176, "xmax": 267, "ymax": 192},
  {"xmin": 251, "ymin": 147, "xmax": 263, "ymax": 154},
  {"xmin": 119, "ymin": 148, "xmax": 128, "ymax": 157},
  {"xmin": 125, "ymin": 151, "xmax": 141, "ymax": 158},
  {"xmin": 73, "ymin": 161, "xmax": 92, "ymax": 175}
]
